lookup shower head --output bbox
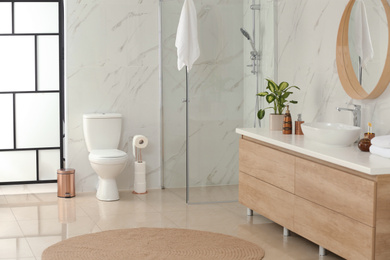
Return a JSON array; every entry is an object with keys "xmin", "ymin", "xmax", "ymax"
[
  {"xmin": 240, "ymin": 28, "xmax": 251, "ymax": 41},
  {"xmin": 240, "ymin": 27, "xmax": 258, "ymax": 54}
]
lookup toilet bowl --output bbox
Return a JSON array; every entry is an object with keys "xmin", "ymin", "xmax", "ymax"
[
  {"xmin": 83, "ymin": 113, "xmax": 128, "ymax": 201},
  {"xmin": 89, "ymin": 149, "xmax": 127, "ymax": 201}
]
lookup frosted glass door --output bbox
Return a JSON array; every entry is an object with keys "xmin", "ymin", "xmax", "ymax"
[
  {"xmin": 0, "ymin": 3, "xmax": 12, "ymax": 33},
  {"xmin": 37, "ymin": 36, "xmax": 60, "ymax": 91},
  {"xmin": 0, "ymin": 151, "xmax": 36, "ymax": 182},
  {"xmin": 0, "ymin": 1, "xmax": 63, "ymax": 184},
  {"xmin": 14, "ymin": 2, "xmax": 59, "ymax": 34},
  {"xmin": 0, "ymin": 36, "xmax": 35, "ymax": 92},
  {"xmin": 15, "ymin": 93, "xmax": 60, "ymax": 149},
  {"xmin": 0, "ymin": 95, "xmax": 13, "ymax": 149}
]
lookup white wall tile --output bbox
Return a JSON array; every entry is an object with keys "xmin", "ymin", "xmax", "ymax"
[{"xmin": 65, "ymin": 0, "xmax": 160, "ymax": 192}]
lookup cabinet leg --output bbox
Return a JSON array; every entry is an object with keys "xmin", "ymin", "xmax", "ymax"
[
  {"xmin": 283, "ymin": 227, "xmax": 290, "ymax": 237},
  {"xmin": 319, "ymin": 246, "xmax": 327, "ymax": 256},
  {"xmin": 247, "ymin": 208, "xmax": 253, "ymax": 216}
]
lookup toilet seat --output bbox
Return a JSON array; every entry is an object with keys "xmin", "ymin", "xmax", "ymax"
[{"xmin": 89, "ymin": 149, "xmax": 127, "ymax": 164}]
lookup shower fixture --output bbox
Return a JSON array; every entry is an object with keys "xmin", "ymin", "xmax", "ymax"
[
  {"xmin": 250, "ymin": 4, "xmax": 261, "ymax": 10},
  {"xmin": 240, "ymin": 27, "xmax": 260, "ymax": 76},
  {"xmin": 240, "ymin": 27, "xmax": 258, "ymax": 55}
]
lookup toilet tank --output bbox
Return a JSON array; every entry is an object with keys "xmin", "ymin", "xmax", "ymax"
[{"xmin": 83, "ymin": 113, "xmax": 122, "ymax": 152}]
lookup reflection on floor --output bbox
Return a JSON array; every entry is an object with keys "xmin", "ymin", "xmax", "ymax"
[{"xmin": 0, "ymin": 186, "xmax": 344, "ymax": 260}]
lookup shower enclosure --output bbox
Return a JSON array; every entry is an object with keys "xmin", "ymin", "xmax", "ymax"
[{"xmin": 160, "ymin": 0, "xmax": 276, "ymax": 203}]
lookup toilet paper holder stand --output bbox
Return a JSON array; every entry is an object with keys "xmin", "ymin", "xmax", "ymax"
[
  {"xmin": 135, "ymin": 142, "xmax": 144, "ymax": 163},
  {"xmin": 132, "ymin": 136, "xmax": 148, "ymax": 195}
]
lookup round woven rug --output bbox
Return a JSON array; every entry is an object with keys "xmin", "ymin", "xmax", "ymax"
[{"xmin": 42, "ymin": 227, "xmax": 264, "ymax": 260}]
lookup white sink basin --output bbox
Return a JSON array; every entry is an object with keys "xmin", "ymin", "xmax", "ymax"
[{"xmin": 301, "ymin": 122, "xmax": 361, "ymax": 147}]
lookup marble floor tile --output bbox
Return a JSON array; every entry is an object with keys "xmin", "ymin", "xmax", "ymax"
[
  {"xmin": 4, "ymin": 194, "xmax": 42, "ymax": 205},
  {"xmin": 11, "ymin": 205, "xmax": 59, "ymax": 221},
  {"xmin": 26, "ymin": 236, "xmax": 62, "ymax": 258},
  {"xmin": 0, "ymin": 184, "xmax": 56, "ymax": 196},
  {"xmin": 0, "ymin": 208, "xmax": 16, "ymax": 222},
  {"xmin": 0, "ymin": 195, "xmax": 7, "ymax": 205},
  {"xmin": 95, "ymin": 212, "xmax": 179, "ymax": 231},
  {"xmin": 0, "ymin": 238, "xmax": 34, "ymax": 259},
  {"xmin": 169, "ymin": 185, "xmax": 239, "ymax": 203},
  {"xmin": 0, "ymin": 221, "xmax": 24, "ymax": 239},
  {"xmin": 80, "ymin": 197, "xmax": 157, "ymax": 221},
  {"xmin": 0, "ymin": 187, "xmax": 344, "ymax": 260}
]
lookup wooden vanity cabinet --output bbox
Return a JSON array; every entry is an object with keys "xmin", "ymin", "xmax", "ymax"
[{"xmin": 239, "ymin": 136, "xmax": 390, "ymax": 260}]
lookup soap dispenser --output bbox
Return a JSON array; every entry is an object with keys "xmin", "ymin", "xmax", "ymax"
[
  {"xmin": 283, "ymin": 105, "xmax": 292, "ymax": 134},
  {"xmin": 295, "ymin": 114, "xmax": 304, "ymax": 135}
]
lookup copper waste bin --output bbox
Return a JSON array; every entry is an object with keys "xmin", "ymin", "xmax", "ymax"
[{"xmin": 57, "ymin": 168, "xmax": 75, "ymax": 198}]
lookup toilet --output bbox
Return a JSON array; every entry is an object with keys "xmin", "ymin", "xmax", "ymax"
[{"xmin": 83, "ymin": 113, "xmax": 128, "ymax": 201}]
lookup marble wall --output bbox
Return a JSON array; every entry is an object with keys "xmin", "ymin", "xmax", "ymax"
[
  {"xmin": 65, "ymin": 0, "xmax": 161, "ymax": 192},
  {"xmin": 276, "ymin": 0, "xmax": 390, "ymax": 136}
]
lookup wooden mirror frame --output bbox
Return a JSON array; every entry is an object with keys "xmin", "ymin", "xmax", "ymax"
[{"xmin": 336, "ymin": 0, "xmax": 390, "ymax": 99}]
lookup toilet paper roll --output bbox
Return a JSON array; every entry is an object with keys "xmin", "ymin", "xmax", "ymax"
[
  {"xmin": 134, "ymin": 161, "xmax": 146, "ymax": 194},
  {"xmin": 132, "ymin": 135, "xmax": 148, "ymax": 157},
  {"xmin": 134, "ymin": 173, "xmax": 145, "ymax": 183}
]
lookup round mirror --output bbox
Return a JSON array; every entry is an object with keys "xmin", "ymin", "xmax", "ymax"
[{"xmin": 337, "ymin": 0, "xmax": 390, "ymax": 99}]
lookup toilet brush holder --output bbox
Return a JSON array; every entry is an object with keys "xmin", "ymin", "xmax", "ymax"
[{"xmin": 133, "ymin": 161, "xmax": 147, "ymax": 194}]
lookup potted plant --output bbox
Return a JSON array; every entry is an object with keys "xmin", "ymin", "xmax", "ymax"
[{"xmin": 257, "ymin": 79, "xmax": 300, "ymax": 130}]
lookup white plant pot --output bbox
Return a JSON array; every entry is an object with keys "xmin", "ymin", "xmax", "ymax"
[{"xmin": 269, "ymin": 114, "xmax": 284, "ymax": 131}]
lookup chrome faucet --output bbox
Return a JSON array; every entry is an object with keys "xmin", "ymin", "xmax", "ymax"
[{"xmin": 336, "ymin": 104, "xmax": 361, "ymax": 127}]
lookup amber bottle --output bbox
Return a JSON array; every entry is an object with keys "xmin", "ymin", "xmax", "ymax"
[
  {"xmin": 283, "ymin": 105, "xmax": 292, "ymax": 134},
  {"xmin": 295, "ymin": 114, "xmax": 304, "ymax": 135}
]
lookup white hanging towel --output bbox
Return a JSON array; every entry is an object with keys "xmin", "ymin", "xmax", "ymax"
[
  {"xmin": 352, "ymin": 0, "xmax": 374, "ymax": 69},
  {"xmin": 175, "ymin": 0, "xmax": 200, "ymax": 72}
]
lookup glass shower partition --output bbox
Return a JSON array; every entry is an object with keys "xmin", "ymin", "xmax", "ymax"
[{"xmin": 161, "ymin": 0, "xmax": 244, "ymax": 204}]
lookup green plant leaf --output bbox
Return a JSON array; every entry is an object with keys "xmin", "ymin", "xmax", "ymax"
[
  {"xmin": 279, "ymin": 81, "xmax": 289, "ymax": 91},
  {"xmin": 266, "ymin": 94, "xmax": 275, "ymax": 104},
  {"xmin": 286, "ymin": 85, "xmax": 300, "ymax": 91},
  {"xmin": 282, "ymin": 92, "xmax": 292, "ymax": 99},
  {"xmin": 257, "ymin": 92, "xmax": 268, "ymax": 97},
  {"xmin": 268, "ymin": 84, "xmax": 275, "ymax": 93},
  {"xmin": 278, "ymin": 104, "xmax": 286, "ymax": 114},
  {"xmin": 289, "ymin": 100, "xmax": 298, "ymax": 104},
  {"xmin": 266, "ymin": 79, "xmax": 277, "ymax": 93},
  {"xmin": 257, "ymin": 109, "xmax": 265, "ymax": 120}
]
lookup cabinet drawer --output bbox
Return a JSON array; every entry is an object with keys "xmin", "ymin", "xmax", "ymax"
[
  {"xmin": 295, "ymin": 157, "xmax": 375, "ymax": 226},
  {"xmin": 295, "ymin": 197, "xmax": 374, "ymax": 260},
  {"xmin": 239, "ymin": 138, "xmax": 295, "ymax": 193},
  {"xmin": 239, "ymin": 171, "xmax": 294, "ymax": 230}
]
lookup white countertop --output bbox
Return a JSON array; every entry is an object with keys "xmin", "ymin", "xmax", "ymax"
[{"xmin": 236, "ymin": 128, "xmax": 390, "ymax": 175}]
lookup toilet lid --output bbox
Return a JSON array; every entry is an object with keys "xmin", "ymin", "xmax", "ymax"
[{"xmin": 89, "ymin": 149, "xmax": 127, "ymax": 160}]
